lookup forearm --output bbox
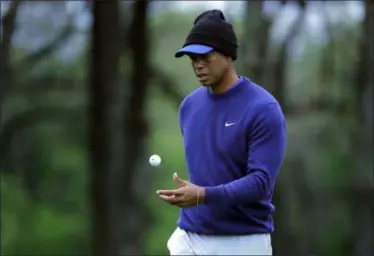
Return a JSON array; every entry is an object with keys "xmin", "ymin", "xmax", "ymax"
[{"xmin": 203, "ymin": 170, "xmax": 270, "ymax": 205}]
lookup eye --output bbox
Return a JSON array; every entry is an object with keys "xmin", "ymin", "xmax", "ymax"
[
  {"xmin": 201, "ymin": 54, "xmax": 210, "ymax": 61},
  {"xmin": 190, "ymin": 55, "xmax": 198, "ymax": 61},
  {"xmin": 189, "ymin": 54, "xmax": 210, "ymax": 62}
]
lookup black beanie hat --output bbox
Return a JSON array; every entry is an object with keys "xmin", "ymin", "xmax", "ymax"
[{"xmin": 175, "ymin": 10, "xmax": 238, "ymax": 60}]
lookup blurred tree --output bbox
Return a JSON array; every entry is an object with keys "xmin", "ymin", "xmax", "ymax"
[
  {"xmin": 89, "ymin": 0, "xmax": 152, "ymax": 255},
  {"xmin": 0, "ymin": 1, "xmax": 76, "ymax": 200},
  {"xmin": 0, "ymin": 1, "xmax": 372, "ymax": 255},
  {"xmin": 348, "ymin": 1, "xmax": 374, "ymax": 255},
  {"xmin": 238, "ymin": 1, "xmax": 373, "ymax": 255},
  {"xmin": 0, "ymin": 0, "xmax": 21, "ymax": 125},
  {"xmin": 89, "ymin": 0, "xmax": 121, "ymax": 255},
  {"xmin": 238, "ymin": 1, "xmax": 307, "ymax": 254},
  {"xmin": 118, "ymin": 0, "xmax": 152, "ymax": 254}
]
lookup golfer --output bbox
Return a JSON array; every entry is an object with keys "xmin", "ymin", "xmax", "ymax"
[{"xmin": 156, "ymin": 9, "xmax": 287, "ymax": 255}]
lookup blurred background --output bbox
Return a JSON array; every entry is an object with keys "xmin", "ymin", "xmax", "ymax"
[{"xmin": 0, "ymin": 1, "xmax": 373, "ymax": 255}]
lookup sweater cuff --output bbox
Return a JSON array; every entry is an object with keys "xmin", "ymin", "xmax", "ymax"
[{"xmin": 204, "ymin": 185, "xmax": 226, "ymax": 205}]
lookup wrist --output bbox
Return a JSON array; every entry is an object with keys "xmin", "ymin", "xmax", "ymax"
[
  {"xmin": 198, "ymin": 186, "xmax": 206, "ymax": 204},
  {"xmin": 204, "ymin": 185, "xmax": 225, "ymax": 205}
]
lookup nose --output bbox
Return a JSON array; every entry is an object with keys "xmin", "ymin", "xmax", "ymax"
[{"xmin": 193, "ymin": 59, "xmax": 205, "ymax": 70}]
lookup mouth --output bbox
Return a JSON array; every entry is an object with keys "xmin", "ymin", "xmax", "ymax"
[{"xmin": 197, "ymin": 74, "xmax": 208, "ymax": 81}]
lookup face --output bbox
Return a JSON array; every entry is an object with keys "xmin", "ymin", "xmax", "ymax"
[{"xmin": 188, "ymin": 51, "xmax": 231, "ymax": 88}]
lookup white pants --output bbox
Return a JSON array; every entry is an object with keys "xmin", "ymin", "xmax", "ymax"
[{"xmin": 167, "ymin": 227, "xmax": 272, "ymax": 255}]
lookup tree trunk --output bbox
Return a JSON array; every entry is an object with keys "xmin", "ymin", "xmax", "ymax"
[
  {"xmin": 117, "ymin": 1, "xmax": 152, "ymax": 254},
  {"xmin": 89, "ymin": 0, "xmax": 121, "ymax": 255},
  {"xmin": 0, "ymin": 0, "xmax": 21, "ymax": 126},
  {"xmin": 349, "ymin": 1, "xmax": 374, "ymax": 255}
]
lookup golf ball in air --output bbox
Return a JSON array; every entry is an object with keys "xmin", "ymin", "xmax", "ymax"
[{"xmin": 149, "ymin": 154, "xmax": 161, "ymax": 167}]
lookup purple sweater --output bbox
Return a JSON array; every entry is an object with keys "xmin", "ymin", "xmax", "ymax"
[{"xmin": 177, "ymin": 77, "xmax": 286, "ymax": 235}]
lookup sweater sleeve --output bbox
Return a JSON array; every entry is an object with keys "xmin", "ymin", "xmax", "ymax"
[
  {"xmin": 204, "ymin": 103, "xmax": 287, "ymax": 205},
  {"xmin": 178, "ymin": 97, "xmax": 189, "ymax": 136}
]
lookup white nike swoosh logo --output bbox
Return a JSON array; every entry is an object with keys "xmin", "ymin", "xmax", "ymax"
[{"xmin": 225, "ymin": 122, "xmax": 236, "ymax": 127}]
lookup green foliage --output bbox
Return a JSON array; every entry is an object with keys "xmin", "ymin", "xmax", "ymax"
[
  {"xmin": 144, "ymin": 131, "xmax": 185, "ymax": 254},
  {"xmin": 1, "ymin": 6, "xmax": 369, "ymax": 256}
]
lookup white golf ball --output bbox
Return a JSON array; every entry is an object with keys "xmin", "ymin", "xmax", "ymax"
[{"xmin": 149, "ymin": 154, "xmax": 161, "ymax": 167}]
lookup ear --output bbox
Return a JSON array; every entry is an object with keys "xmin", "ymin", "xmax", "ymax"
[{"xmin": 226, "ymin": 56, "xmax": 234, "ymax": 65}]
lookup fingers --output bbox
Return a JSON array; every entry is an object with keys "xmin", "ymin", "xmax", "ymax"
[
  {"xmin": 159, "ymin": 194, "xmax": 176, "ymax": 201},
  {"xmin": 156, "ymin": 173, "xmax": 191, "ymax": 208},
  {"xmin": 155, "ymin": 173, "xmax": 188, "ymax": 196},
  {"xmin": 173, "ymin": 172, "xmax": 188, "ymax": 186},
  {"xmin": 158, "ymin": 194, "xmax": 194, "ymax": 208},
  {"xmin": 156, "ymin": 188, "xmax": 184, "ymax": 196},
  {"xmin": 159, "ymin": 194, "xmax": 183, "ymax": 205}
]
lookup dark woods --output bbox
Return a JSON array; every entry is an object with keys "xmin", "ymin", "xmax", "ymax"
[
  {"xmin": 89, "ymin": 0, "xmax": 151, "ymax": 255},
  {"xmin": 0, "ymin": 1, "xmax": 372, "ymax": 255}
]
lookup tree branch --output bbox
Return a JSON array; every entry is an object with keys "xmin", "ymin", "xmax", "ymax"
[
  {"xmin": 353, "ymin": 0, "xmax": 373, "ymax": 122},
  {"xmin": 12, "ymin": 75, "xmax": 77, "ymax": 95},
  {"xmin": 0, "ymin": 0, "xmax": 21, "ymax": 62},
  {"xmin": 16, "ymin": 20, "xmax": 75, "ymax": 70},
  {"xmin": 272, "ymin": 0, "xmax": 307, "ymax": 110},
  {"xmin": 239, "ymin": 1, "xmax": 270, "ymax": 83},
  {"xmin": 148, "ymin": 66, "xmax": 184, "ymax": 109},
  {"xmin": 319, "ymin": 2, "xmax": 336, "ymax": 90},
  {"xmin": 286, "ymin": 96, "xmax": 349, "ymax": 118},
  {"xmin": 0, "ymin": 106, "xmax": 82, "ymax": 166},
  {"xmin": 1, "ymin": 8, "xmax": 77, "ymax": 126},
  {"xmin": 0, "ymin": 0, "xmax": 22, "ymax": 125}
]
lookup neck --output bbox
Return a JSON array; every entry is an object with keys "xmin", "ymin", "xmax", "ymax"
[{"xmin": 210, "ymin": 71, "xmax": 239, "ymax": 94}]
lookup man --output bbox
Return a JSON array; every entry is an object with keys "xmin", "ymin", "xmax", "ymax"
[{"xmin": 156, "ymin": 9, "xmax": 286, "ymax": 255}]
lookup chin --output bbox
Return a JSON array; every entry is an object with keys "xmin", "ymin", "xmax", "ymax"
[{"xmin": 199, "ymin": 80, "xmax": 212, "ymax": 87}]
